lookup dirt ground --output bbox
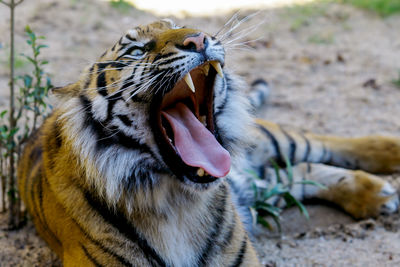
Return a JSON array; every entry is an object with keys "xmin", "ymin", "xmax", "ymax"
[{"xmin": 1, "ymin": 0, "xmax": 400, "ymax": 266}]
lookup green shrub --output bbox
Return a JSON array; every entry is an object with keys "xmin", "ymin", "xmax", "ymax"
[
  {"xmin": 335, "ymin": 0, "xmax": 400, "ymax": 16},
  {"xmin": 250, "ymin": 157, "xmax": 326, "ymax": 233}
]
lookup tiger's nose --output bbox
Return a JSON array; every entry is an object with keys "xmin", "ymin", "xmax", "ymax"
[{"xmin": 182, "ymin": 32, "xmax": 206, "ymax": 52}]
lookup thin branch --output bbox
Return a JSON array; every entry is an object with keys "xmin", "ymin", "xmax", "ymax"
[
  {"xmin": 15, "ymin": 0, "xmax": 23, "ymax": 6},
  {"xmin": 0, "ymin": 0, "xmax": 11, "ymax": 7}
]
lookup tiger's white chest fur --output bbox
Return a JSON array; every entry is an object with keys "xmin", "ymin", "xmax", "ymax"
[{"xmin": 130, "ymin": 183, "xmax": 218, "ymax": 267}]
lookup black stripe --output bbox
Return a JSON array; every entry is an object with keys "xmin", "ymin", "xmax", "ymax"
[
  {"xmin": 100, "ymin": 50, "xmax": 107, "ymax": 58},
  {"xmin": 256, "ymin": 124, "xmax": 284, "ymax": 166},
  {"xmin": 125, "ymin": 34, "xmax": 137, "ymax": 42},
  {"xmin": 145, "ymin": 40, "xmax": 155, "ymax": 52},
  {"xmin": 157, "ymin": 55, "xmax": 186, "ymax": 66},
  {"xmin": 53, "ymin": 121, "xmax": 63, "ymax": 149},
  {"xmin": 214, "ymin": 94, "xmax": 228, "ymax": 116},
  {"xmin": 39, "ymin": 173, "xmax": 62, "ymax": 247},
  {"xmin": 258, "ymin": 165, "xmax": 265, "ymax": 180},
  {"xmin": 84, "ymin": 189, "xmax": 167, "ymax": 267},
  {"xmin": 118, "ymin": 37, "xmax": 124, "ymax": 45},
  {"xmin": 96, "ymin": 63, "xmax": 111, "ymax": 72},
  {"xmin": 96, "ymin": 62, "xmax": 127, "ymax": 72},
  {"xmin": 81, "ymin": 244, "xmax": 104, "ymax": 267},
  {"xmin": 230, "ymin": 237, "xmax": 247, "ymax": 267},
  {"xmin": 139, "ymin": 57, "xmax": 151, "ymax": 83},
  {"xmin": 152, "ymin": 52, "xmax": 177, "ymax": 63},
  {"xmin": 301, "ymin": 134, "xmax": 311, "ymax": 162},
  {"xmin": 105, "ymin": 91, "xmax": 122, "ymax": 122},
  {"xmin": 117, "ymin": 114, "xmax": 133, "ymax": 127},
  {"xmin": 280, "ymin": 127, "xmax": 296, "ymax": 164},
  {"xmin": 119, "ymin": 74, "xmax": 147, "ymax": 103},
  {"xmin": 84, "ymin": 65, "xmax": 95, "ymax": 89},
  {"xmin": 79, "ymin": 95, "xmax": 154, "ymax": 155},
  {"xmin": 29, "ymin": 146, "xmax": 42, "ymax": 163},
  {"xmin": 198, "ymin": 184, "xmax": 228, "ymax": 266},
  {"xmin": 29, "ymin": 170, "xmax": 61, "ymax": 247},
  {"xmin": 97, "ymin": 72, "xmax": 107, "ymax": 96},
  {"xmin": 124, "ymin": 158, "xmax": 167, "ymax": 191},
  {"xmin": 72, "ymin": 217, "xmax": 132, "ymax": 266},
  {"xmin": 29, "ymin": 171, "xmax": 42, "ymax": 224},
  {"xmin": 219, "ymin": 216, "xmax": 236, "ymax": 253}
]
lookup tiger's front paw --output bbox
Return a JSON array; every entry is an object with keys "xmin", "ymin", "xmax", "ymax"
[
  {"xmin": 379, "ymin": 182, "xmax": 399, "ymax": 215},
  {"xmin": 327, "ymin": 171, "xmax": 399, "ymax": 219}
]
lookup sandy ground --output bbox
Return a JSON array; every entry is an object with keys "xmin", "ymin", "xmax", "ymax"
[{"xmin": 1, "ymin": 0, "xmax": 400, "ymax": 266}]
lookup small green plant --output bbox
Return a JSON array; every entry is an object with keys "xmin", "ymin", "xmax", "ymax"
[
  {"xmin": 250, "ymin": 157, "xmax": 326, "ymax": 233},
  {"xmin": 17, "ymin": 26, "xmax": 52, "ymax": 134},
  {"xmin": 334, "ymin": 0, "xmax": 400, "ymax": 17},
  {"xmin": 109, "ymin": 0, "xmax": 135, "ymax": 14},
  {"xmin": 392, "ymin": 71, "xmax": 400, "ymax": 88},
  {"xmin": 0, "ymin": 24, "xmax": 51, "ymax": 228}
]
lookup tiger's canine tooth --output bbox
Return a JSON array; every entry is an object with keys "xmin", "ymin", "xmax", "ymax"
[
  {"xmin": 210, "ymin": 61, "xmax": 223, "ymax": 78},
  {"xmin": 184, "ymin": 73, "xmax": 196, "ymax": 93},
  {"xmin": 197, "ymin": 168, "xmax": 205, "ymax": 177},
  {"xmin": 202, "ymin": 63, "xmax": 210, "ymax": 76}
]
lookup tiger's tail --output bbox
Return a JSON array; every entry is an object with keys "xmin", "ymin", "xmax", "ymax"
[
  {"xmin": 248, "ymin": 79, "xmax": 270, "ymax": 110},
  {"xmin": 253, "ymin": 119, "xmax": 400, "ymax": 174}
]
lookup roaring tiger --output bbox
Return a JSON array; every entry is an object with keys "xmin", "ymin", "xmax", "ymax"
[{"xmin": 18, "ymin": 19, "xmax": 400, "ymax": 266}]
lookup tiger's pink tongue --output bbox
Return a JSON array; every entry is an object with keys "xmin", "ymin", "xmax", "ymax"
[{"xmin": 161, "ymin": 103, "xmax": 230, "ymax": 178}]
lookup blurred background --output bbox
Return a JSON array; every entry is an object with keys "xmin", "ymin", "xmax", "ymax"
[{"xmin": 1, "ymin": 0, "xmax": 400, "ymax": 266}]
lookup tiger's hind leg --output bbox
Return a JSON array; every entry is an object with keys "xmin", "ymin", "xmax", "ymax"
[
  {"xmin": 262, "ymin": 163, "xmax": 399, "ymax": 219},
  {"xmin": 247, "ymin": 120, "xmax": 400, "ymax": 219}
]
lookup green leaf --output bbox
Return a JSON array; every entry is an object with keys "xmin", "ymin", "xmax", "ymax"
[
  {"xmin": 251, "ymin": 182, "xmax": 259, "ymax": 199},
  {"xmin": 257, "ymin": 216, "xmax": 273, "ymax": 230},
  {"xmin": 284, "ymin": 155, "xmax": 293, "ymax": 185},
  {"xmin": 37, "ymin": 44, "xmax": 48, "ymax": 51},
  {"xmin": 23, "ymin": 55, "xmax": 36, "ymax": 65},
  {"xmin": 263, "ymin": 183, "xmax": 288, "ymax": 199},
  {"xmin": 284, "ymin": 193, "xmax": 309, "ymax": 220},
  {"xmin": 0, "ymin": 110, "xmax": 7, "ymax": 118},
  {"xmin": 46, "ymin": 76, "xmax": 52, "ymax": 88},
  {"xmin": 255, "ymin": 202, "xmax": 282, "ymax": 217},
  {"xmin": 27, "ymin": 31, "xmax": 36, "ymax": 41},
  {"xmin": 9, "ymin": 127, "xmax": 19, "ymax": 137},
  {"xmin": 270, "ymin": 158, "xmax": 282, "ymax": 183},
  {"xmin": 22, "ymin": 74, "xmax": 33, "ymax": 88},
  {"xmin": 25, "ymin": 25, "xmax": 32, "ymax": 33},
  {"xmin": 246, "ymin": 168, "xmax": 262, "ymax": 180}
]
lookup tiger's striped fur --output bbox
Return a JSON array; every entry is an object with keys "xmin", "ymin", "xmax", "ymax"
[
  {"xmin": 18, "ymin": 19, "xmax": 400, "ymax": 266},
  {"xmin": 18, "ymin": 20, "xmax": 259, "ymax": 266}
]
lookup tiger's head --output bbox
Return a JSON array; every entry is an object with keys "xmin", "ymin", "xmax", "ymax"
[{"xmin": 54, "ymin": 19, "xmax": 251, "ymax": 206}]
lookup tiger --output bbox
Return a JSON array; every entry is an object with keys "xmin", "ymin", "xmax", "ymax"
[{"xmin": 17, "ymin": 19, "xmax": 400, "ymax": 266}]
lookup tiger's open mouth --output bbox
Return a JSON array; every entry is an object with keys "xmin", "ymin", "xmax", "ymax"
[{"xmin": 152, "ymin": 61, "xmax": 231, "ymax": 184}]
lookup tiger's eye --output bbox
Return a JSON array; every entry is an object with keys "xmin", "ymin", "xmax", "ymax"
[{"xmin": 131, "ymin": 49, "xmax": 144, "ymax": 56}]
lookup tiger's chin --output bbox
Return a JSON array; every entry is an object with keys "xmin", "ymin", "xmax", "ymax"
[{"xmin": 151, "ymin": 60, "xmax": 231, "ymax": 188}]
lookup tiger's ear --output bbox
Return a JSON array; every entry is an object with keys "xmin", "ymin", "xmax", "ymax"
[
  {"xmin": 51, "ymin": 82, "xmax": 80, "ymax": 98},
  {"xmin": 49, "ymin": 82, "xmax": 81, "ymax": 107}
]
